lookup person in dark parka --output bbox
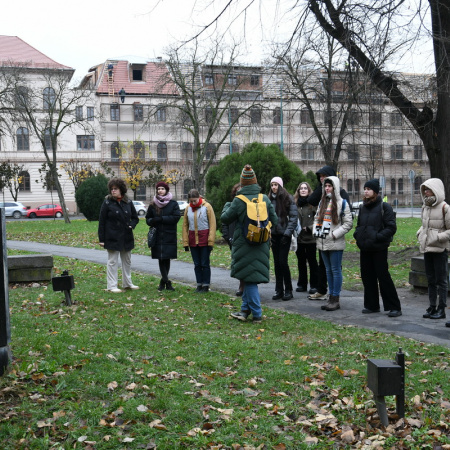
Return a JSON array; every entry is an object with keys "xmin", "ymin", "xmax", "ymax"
[
  {"xmin": 98, "ymin": 178, "xmax": 139, "ymax": 293},
  {"xmin": 353, "ymin": 179, "xmax": 402, "ymax": 317},
  {"xmin": 307, "ymin": 165, "xmax": 351, "ymax": 301},
  {"xmin": 146, "ymin": 181, "xmax": 181, "ymax": 291},
  {"xmin": 222, "ymin": 165, "xmax": 278, "ymax": 323}
]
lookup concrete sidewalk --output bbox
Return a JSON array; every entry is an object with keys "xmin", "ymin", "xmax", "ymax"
[{"xmin": 7, "ymin": 240, "xmax": 449, "ymax": 349}]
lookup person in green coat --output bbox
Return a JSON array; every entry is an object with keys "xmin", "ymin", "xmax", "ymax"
[{"xmin": 221, "ymin": 165, "xmax": 278, "ymax": 323}]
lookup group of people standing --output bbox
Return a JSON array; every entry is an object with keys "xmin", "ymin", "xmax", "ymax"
[{"xmin": 97, "ymin": 170, "xmax": 449, "ymax": 329}]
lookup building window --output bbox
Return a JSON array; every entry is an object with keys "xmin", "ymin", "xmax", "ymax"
[
  {"xmin": 371, "ymin": 144, "xmax": 382, "ymax": 160},
  {"xmin": 110, "ymin": 103, "xmax": 120, "ymax": 121},
  {"xmin": 17, "ymin": 127, "xmax": 29, "ymax": 151},
  {"xmin": 231, "ymin": 143, "xmax": 239, "ymax": 154},
  {"xmin": 414, "ymin": 145, "xmax": 423, "ymax": 160},
  {"xmin": 44, "ymin": 129, "xmax": 52, "ymax": 150},
  {"xmin": 300, "ymin": 109, "xmax": 311, "ymax": 125},
  {"xmin": 347, "ymin": 145, "xmax": 360, "ymax": 161},
  {"xmin": 156, "ymin": 106, "xmax": 166, "ymax": 122},
  {"xmin": 134, "ymin": 104, "xmax": 143, "ymax": 121},
  {"xmin": 111, "ymin": 142, "xmax": 120, "ymax": 161},
  {"xmin": 205, "ymin": 73, "xmax": 214, "ymax": 85},
  {"xmin": 76, "ymin": 106, "xmax": 83, "ymax": 120},
  {"xmin": 229, "ymin": 107, "xmax": 239, "ymax": 124},
  {"xmin": 132, "ymin": 69, "xmax": 143, "ymax": 81},
  {"xmin": 228, "ymin": 75, "xmax": 237, "ymax": 85},
  {"xmin": 391, "ymin": 144, "xmax": 403, "ymax": 160},
  {"xmin": 250, "ymin": 75, "xmax": 259, "ymax": 86},
  {"xmin": 205, "ymin": 143, "xmax": 216, "ymax": 160},
  {"xmin": 183, "ymin": 179, "xmax": 194, "ymax": 197},
  {"xmin": 390, "ymin": 112, "xmax": 402, "ymax": 127},
  {"xmin": 398, "ymin": 178, "xmax": 404, "ymax": 195},
  {"xmin": 182, "ymin": 142, "xmax": 193, "ymax": 160},
  {"xmin": 250, "ymin": 107, "xmax": 261, "ymax": 124},
  {"xmin": 391, "ymin": 178, "xmax": 396, "ymax": 195},
  {"xmin": 19, "ymin": 171, "xmax": 30, "ymax": 191},
  {"xmin": 87, "ymin": 107, "xmax": 94, "ymax": 121},
  {"xmin": 301, "ymin": 143, "xmax": 315, "ymax": 160},
  {"xmin": 414, "ymin": 176, "xmax": 422, "ymax": 194},
  {"xmin": 43, "ymin": 87, "xmax": 56, "ymax": 110},
  {"xmin": 355, "ymin": 179, "xmax": 361, "ymax": 196},
  {"xmin": 348, "ymin": 110, "xmax": 360, "ymax": 126},
  {"xmin": 369, "ymin": 111, "xmax": 382, "ymax": 127},
  {"xmin": 157, "ymin": 142, "xmax": 167, "ymax": 161},
  {"xmin": 77, "ymin": 135, "xmax": 95, "ymax": 150},
  {"xmin": 205, "ymin": 107, "xmax": 213, "ymax": 124},
  {"xmin": 347, "ymin": 179, "xmax": 353, "ymax": 195},
  {"xmin": 324, "ymin": 110, "xmax": 338, "ymax": 126},
  {"xmin": 273, "ymin": 107, "xmax": 282, "ymax": 125},
  {"xmin": 134, "ymin": 141, "xmax": 145, "ymax": 159},
  {"xmin": 15, "ymin": 86, "xmax": 28, "ymax": 109},
  {"xmin": 136, "ymin": 183, "xmax": 146, "ymax": 201}
]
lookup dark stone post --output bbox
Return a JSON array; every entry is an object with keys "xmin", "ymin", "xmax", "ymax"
[{"xmin": 0, "ymin": 209, "xmax": 11, "ymax": 376}]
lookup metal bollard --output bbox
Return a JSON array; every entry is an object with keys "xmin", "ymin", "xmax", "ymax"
[
  {"xmin": 367, "ymin": 348, "xmax": 405, "ymax": 426},
  {"xmin": 51, "ymin": 270, "xmax": 75, "ymax": 306}
]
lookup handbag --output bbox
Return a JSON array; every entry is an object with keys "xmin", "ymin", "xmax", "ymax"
[{"xmin": 147, "ymin": 227, "xmax": 157, "ymax": 248}]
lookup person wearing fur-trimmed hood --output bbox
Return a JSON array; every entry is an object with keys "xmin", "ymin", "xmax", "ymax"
[
  {"xmin": 313, "ymin": 176, "xmax": 353, "ymax": 311},
  {"xmin": 417, "ymin": 178, "xmax": 450, "ymax": 321}
]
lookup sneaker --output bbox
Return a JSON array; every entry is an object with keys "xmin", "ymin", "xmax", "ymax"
[
  {"xmin": 195, "ymin": 286, "xmax": 203, "ymax": 293},
  {"xmin": 445, "ymin": 321, "xmax": 450, "ymax": 328},
  {"xmin": 230, "ymin": 311, "xmax": 249, "ymax": 321},
  {"xmin": 124, "ymin": 285, "xmax": 139, "ymax": 290},
  {"xmin": 388, "ymin": 310, "xmax": 402, "ymax": 317},
  {"xmin": 295, "ymin": 286, "xmax": 307, "ymax": 292},
  {"xmin": 201, "ymin": 286, "xmax": 210, "ymax": 293},
  {"xmin": 308, "ymin": 288, "xmax": 318, "ymax": 295},
  {"xmin": 362, "ymin": 308, "xmax": 380, "ymax": 314},
  {"xmin": 109, "ymin": 288, "xmax": 123, "ymax": 293},
  {"xmin": 252, "ymin": 317, "xmax": 262, "ymax": 323},
  {"xmin": 308, "ymin": 292, "xmax": 327, "ymax": 300}
]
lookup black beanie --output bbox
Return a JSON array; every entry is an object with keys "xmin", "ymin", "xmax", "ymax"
[{"xmin": 364, "ymin": 179, "xmax": 380, "ymax": 194}]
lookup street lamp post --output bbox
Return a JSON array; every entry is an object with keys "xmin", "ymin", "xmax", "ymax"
[{"xmin": 0, "ymin": 209, "xmax": 11, "ymax": 376}]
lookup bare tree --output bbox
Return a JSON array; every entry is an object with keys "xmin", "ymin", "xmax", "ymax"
[
  {"xmin": 155, "ymin": 40, "xmax": 261, "ymax": 193},
  {"xmin": 7, "ymin": 66, "xmax": 94, "ymax": 223},
  {"xmin": 0, "ymin": 161, "xmax": 24, "ymax": 202}
]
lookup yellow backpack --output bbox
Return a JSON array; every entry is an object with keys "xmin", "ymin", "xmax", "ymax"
[{"xmin": 236, "ymin": 194, "xmax": 272, "ymax": 245}]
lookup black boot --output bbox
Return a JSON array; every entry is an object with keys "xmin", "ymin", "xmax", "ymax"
[
  {"xmin": 272, "ymin": 291, "xmax": 283, "ymax": 300},
  {"xmin": 429, "ymin": 307, "xmax": 446, "ymax": 319},
  {"xmin": 157, "ymin": 279, "xmax": 165, "ymax": 291},
  {"xmin": 423, "ymin": 306, "xmax": 437, "ymax": 318},
  {"xmin": 282, "ymin": 291, "xmax": 293, "ymax": 301},
  {"xmin": 166, "ymin": 280, "xmax": 175, "ymax": 291}
]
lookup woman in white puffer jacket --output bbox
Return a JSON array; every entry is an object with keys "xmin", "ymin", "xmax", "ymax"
[{"xmin": 417, "ymin": 178, "xmax": 450, "ymax": 321}]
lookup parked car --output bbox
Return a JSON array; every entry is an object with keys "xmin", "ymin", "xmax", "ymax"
[
  {"xmin": 352, "ymin": 201, "xmax": 363, "ymax": 210},
  {"xmin": 132, "ymin": 201, "xmax": 147, "ymax": 216},
  {"xmin": 177, "ymin": 201, "xmax": 188, "ymax": 212},
  {"xmin": 27, "ymin": 204, "xmax": 64, "ymax": 218},
  {"xmin": 0, "ymin": 201, "xmax": 28, "ymax": 219}
]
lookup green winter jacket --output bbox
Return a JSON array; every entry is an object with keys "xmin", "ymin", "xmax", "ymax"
[{"xmin": 221, "ymin": 184, "xmax": 278, "ymax": 283}]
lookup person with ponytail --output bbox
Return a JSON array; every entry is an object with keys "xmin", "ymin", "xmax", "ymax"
[
  {"xmin": 182, "ymin": 189, "xmax": 216, "ymax": 293},
  {"xmin": 145, "ymin": 181, "xmax": 181, "ymax": 291}
]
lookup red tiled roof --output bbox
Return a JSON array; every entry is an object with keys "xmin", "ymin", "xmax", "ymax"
[
  {"xmin": 96, "ymin": 60, "xmax": 178, "ymax": 96},
  {"xmin": 0, "ymin": 35, "xmax": 73, "ymax": 70}
]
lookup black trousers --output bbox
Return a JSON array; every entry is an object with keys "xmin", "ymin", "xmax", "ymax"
[
  {"xmin": 424, "ymin": 250, "xmax": 448, "ymax": 308},
  {"xmin": 296, "ymin": 243, "xmax": 318, "ymax": 289},
  {"xmin": 317, "ymin": 250, "xmax": 328, "ymax": 295},
  {"xmin": 360, "ymin": 249, "xmax": 401, "ymax": 311},
  {"xmin": 271, "ymin": 234, "xmax": 293, "ymax": 293},
  {"xmin": 158, "ymin": 259, "xmax": 171, "ymax": 282}
]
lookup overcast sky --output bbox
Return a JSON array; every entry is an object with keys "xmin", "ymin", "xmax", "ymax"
[{"xmin": 4, "ymin": 0, "xmax": 434, "ymax": 82}]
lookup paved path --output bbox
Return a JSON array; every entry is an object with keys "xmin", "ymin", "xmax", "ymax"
[{"xmin": 7, "ymin": 240, "xmax": 449, "ymax": 349}]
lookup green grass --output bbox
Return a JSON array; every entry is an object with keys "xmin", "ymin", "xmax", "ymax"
[
  {"xmin": 6, "ymin": 216, "xmax": 423, "ymax": 290},
  {"xmin": 1, "ymin": 220, "xmax": 449, "ymax": 448}
]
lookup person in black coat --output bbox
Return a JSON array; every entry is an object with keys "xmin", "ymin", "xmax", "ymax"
[
  {"xmin": 98, "ymin": 178, "xmax": 139, "ymax": 293},
  {"xmin": 306, "ymin": 165, "xmax": 351, "ymax": 301},
  {"xmin": 146, "ymin": 181, "xmax": 181, "ymax": 291},
  {"xmin": 353, "ymin": 179, "xmax": 402, "ymax": 317}
]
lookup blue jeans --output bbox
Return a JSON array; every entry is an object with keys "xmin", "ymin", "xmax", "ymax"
[
  {"xmin": 321, "ymin": 250, "xmax": 343, "ymax": 296},
  {"xmin": 241, "ymin": 282, "xmax": 262, "ymax": 319},
  {"xmin": 190, "ymin": 246, "xmax": 212, "ymax": 286}
]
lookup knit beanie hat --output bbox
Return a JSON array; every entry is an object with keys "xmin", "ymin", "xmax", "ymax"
[
  {"xmin": 240, "ymin": 165, "xmax": 257, "ymax": 186},
  {"xmin": 156, "ymin": 181, "xmax": 169, "ymax": 192},
  {"xmin": 364, "ymin": 179, "xmax": 380, "ymax": 194},
  {"xmin": 270, "ymin": 176, "xmax": 284, "ymax": 188}
]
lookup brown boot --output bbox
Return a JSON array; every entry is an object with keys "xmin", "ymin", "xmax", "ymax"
[
  {"xmin": 324, "ymin": 295, "xmax": 340, "ymax": 311},
  {"xmin": 321, "ymin": 295, "xmax": 332, "ymax": 310}
]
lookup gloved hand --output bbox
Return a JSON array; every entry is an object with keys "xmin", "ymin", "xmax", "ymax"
[
  {"xmin": 184, "ymin": 246, "xmax": 190, "ymax": 252},
  {"xmin": 151, "ymin": 216, "xmax": 162, "ymax": 225},
  {"xmin": 280, "ymin": 235, "xmax": 290, "ymax": 246}
]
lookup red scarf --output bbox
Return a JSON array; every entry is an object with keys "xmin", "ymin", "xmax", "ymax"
[{"xmin": 190, "ymin": 197, "xmax": 203, "ymax": 210}]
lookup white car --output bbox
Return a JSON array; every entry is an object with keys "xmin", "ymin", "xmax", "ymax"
[
  {"xmin": 351, "ymin": 201, "xmax": 363, "ymax": 210},
  {"xmin": 132, "ymin": 201, "xmax": 147, "ymax": 216},
  {"xmin": 0, "ymin": 201, "xmax": 28, "ymax": 219},
  {"xmin": 177, "ymin": 201, "xmax": 188, "ymax": 212}
]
